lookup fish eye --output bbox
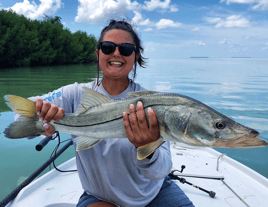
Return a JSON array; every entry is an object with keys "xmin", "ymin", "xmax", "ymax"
[{"xmin": 216, "ymin": 122, "xmax": 226, "ymax": 129}]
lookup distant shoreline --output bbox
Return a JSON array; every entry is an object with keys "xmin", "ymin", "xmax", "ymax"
[
  {"xmin": 231, "ymin": 57, "xmax": 251, "ymax": 58},
  {"xmin": 189, "ymin": 57, "xmax": 253, "ymax": 58},
  {"xmin": 190, "ymin": 57, "xmax": 209, "ymax": 58}
]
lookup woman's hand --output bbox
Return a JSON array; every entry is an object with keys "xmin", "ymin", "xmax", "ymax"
[
  {"xmin": 35, "ymin": 99, "xmax": 65, "ymax": 136},
  {"xmin": 123, "ymin": 101, "xmax": 160, "ymax": 148}
]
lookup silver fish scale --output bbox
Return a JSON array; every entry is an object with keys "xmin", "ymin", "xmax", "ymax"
[
  {"xmin": 53, "ymin": 117, "xmax": 127, "ymax": 139},
  {"xmin": 55, "ymin": 93, "xmax": 201, "ymax": 127}
]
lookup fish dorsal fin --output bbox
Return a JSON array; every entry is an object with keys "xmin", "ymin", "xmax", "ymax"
[
  {"xmin": 76, "ymin": 87, "xmax": 113, "ymax": 115},
  {"xmin": 127, "ymin": 91, "xmax": 159, "ymax": 97}
]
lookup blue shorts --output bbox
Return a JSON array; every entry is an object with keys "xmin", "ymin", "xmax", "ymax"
[{"xmin": 76, "ymin": 176, "xmax": 194, "ymax": 207}]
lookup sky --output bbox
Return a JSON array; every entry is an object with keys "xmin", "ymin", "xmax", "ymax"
[{"xmin": 1, "ymin": 0, "xmax": 268, "ymax": 58}]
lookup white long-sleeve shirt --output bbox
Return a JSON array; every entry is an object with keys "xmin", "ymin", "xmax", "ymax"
[{"xmin": 27, "ymin": 81, "xmax": 173, "ymax": 207}]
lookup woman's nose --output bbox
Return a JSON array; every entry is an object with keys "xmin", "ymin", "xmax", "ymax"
[{"xmin": 112, "ymin": 46, "xmax": 121, "ymax": 56}]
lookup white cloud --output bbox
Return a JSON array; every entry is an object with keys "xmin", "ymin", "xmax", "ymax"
[
  {"xmin": 170, "ymin": 4, "xmax": 179, "ymax": 12},
  {"xmin": 144, "ymin": 27, "xmax": 153, "ymax": 31},
  {"xmin": 143, "ymin": 0, "xmax": 178, "ymax": 12},
  {"xmin": 219, "ymin": 38, "xmax": 229, "ymax": 44},
  {"xmin": 132, "ymin": 11, "xmax": 152, "ymax": 26},
  {"xmin": 192, "ymin": 26, "xmax": 200, "ymax": 31},
  {"xmin": 206, "ymin": 15, "xmax": 250, "ymax": 28},
  {"xmin": 220, "ymin": 0, "xmax": 268, "ymax": 10},
  {"xmin": 144, "ymin": 41, "xmax": 158, "ymax": 52},
  {"xmin": 206, "ymin": 17, "xmax": 222, "ymax": 24},
  {"xmin": 5, "ymin": 0, "xmax": 62, "ymax": 20},
  {"xmin": 217, "ymin": 15, "xmax": 250, "ymax": 28},
  {"xmin": 155, "ymin": 19, "xmax": 181, "ymax": 29},
  {"xmin": 75, "ymin": 0, "xmax": 139, "ymax": 24},
  {"xmin": 74, "ymin": 0, "xmax": 179, "ymax": 24},
  {"xmin": 262, "ymin": 42, "xmax": 268, "ymax": 50},
  {"xmin": 199, "ymin": 41, "xmax": 206, "ymax": 46}
]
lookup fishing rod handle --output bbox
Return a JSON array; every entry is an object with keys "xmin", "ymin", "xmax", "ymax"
[
  {"xmin": 189, "ymin": 181, "xmax": 216, "ymax": 198},
  {"xmin": 168, "ymin": 171, "xmax": 216, "ymax": 198},
  {"xmin": 35, "ymin": 136, "xmax": 53, "ymax": 151}
]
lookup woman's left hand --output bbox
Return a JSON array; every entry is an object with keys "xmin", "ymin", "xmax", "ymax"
[{"xmin": 123, "ymin": 101, "xmax": 160, "ymax": 148}]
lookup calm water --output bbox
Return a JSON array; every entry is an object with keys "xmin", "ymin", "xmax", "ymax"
[{"xmin": 1, "ymin": 58, "xmax": 268, "ymax": 200}]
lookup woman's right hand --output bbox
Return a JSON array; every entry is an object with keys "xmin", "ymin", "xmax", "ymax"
[{"xmin": 35, "ymin": 99, "xmax": 65, "ymax": 136}]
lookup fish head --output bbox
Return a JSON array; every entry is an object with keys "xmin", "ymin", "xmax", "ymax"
[{"xmin": 186, "ymin": 108, "xmax": 268, "ymax": 148}]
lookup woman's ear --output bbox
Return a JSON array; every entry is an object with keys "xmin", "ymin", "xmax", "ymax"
[
  {"xmin": 95, "ymin": 49, "xmax": 99, "ymax": 59},
  {"xmin": 136, "ymin": 53, "xmax": 140, "ymax": 61}
]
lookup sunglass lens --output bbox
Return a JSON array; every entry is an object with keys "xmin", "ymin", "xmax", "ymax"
[
  {"xmin": 100, "ymin": 42, "xmax": 135, "ymax": 56},
  {"xmin": 101, "ymin": 42, "xmax": 115, "ymax": 55},
  {"xmin": 120, "ymin": 44, "xmax": 134, "ymax": 56}
]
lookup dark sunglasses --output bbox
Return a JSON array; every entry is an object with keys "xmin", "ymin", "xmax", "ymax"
[{"xmin": 99, "ymin": 41, "xmax": 136, "ymax": 57}]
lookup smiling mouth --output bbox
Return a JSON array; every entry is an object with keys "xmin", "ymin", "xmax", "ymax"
[{"xmin": 109, "ymin": 62, "xmax": 123, "ymax": 66}]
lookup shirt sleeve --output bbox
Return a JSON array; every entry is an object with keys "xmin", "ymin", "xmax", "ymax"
[
  {"xmin": 131, "ymin": 141, "xmax": 173, "ymax": 181},
  {"xmin": 14, "ymin": 82, "xmax": 89, "ymax": 122},
  {"xmin": 27, "ymin": 83, "xmax": 78, "ymax": 114}
]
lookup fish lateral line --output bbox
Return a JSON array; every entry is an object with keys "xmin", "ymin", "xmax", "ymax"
[
  {"xmin": 55, "ymin": 116, "xmax": 124, "ymax": 127},
  {"xmin": 55, "ymin": 103, "xmax": 166, "ymax": 127}
]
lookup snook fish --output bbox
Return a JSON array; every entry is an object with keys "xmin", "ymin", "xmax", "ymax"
[{"xmin": 4, "ymin": 88, "xmax": 268, "ymax": 160}]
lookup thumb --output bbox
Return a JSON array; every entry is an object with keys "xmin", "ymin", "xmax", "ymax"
[{"xmin": 43, "ymin": 123, "xmax": 55, "ymax": 136}]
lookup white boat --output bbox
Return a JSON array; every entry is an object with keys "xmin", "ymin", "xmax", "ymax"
[{"xmin": 4, "ymin": 142, "xmax": 268, "ymax": 207}]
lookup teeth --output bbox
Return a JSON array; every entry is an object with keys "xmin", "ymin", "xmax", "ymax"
[{"xmin": 110, "ymin": 62, "xmax": 123, "ymax": 66}]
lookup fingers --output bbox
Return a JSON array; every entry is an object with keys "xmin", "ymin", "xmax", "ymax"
[
  {"xmin": 35, "ymin": 99, "xmax": 65, "ymax": 136},
  {"xmin": 123, "ymin": 111, "xmax": 134, "ymax": 140},
  {"xmin": 129, "ymin": 103, "xmax": 142, "ymax": 138},
  {"xmin": 35, "ymin": 99, "xmax": 43, "ymax": 115},
  {"xmin": 123, "ymin": 103, "xmax": 140, "ymax": 142},
  {"xmin": 148, "ymin": 107, "xmax": 160, "ymax": 139},
  {"xmin": 39, "ymin": 102, "xmax": 52, "ymax": 121},
  {"xmin": 35, "ymin": 99, "xmax": 65, "ymax": 123},
  {"xmin": 43, "ymin": 123, "xmax": 55, "ymax": 136},
  {"xmin": 136, "ymin": 102, "xmax": 149, "ymax": 132},
  {"xmin": 43, "ymin": 105, "xmax": 65, "ymax": 123},
  {"xmin": 123, "ymin": 101, "xmax": 160, "ymax": 148}
]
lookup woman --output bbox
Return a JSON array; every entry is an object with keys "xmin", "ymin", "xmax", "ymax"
[{"xmin": 34, "ymin": 20, "xmax": 194, "ymax": 207}]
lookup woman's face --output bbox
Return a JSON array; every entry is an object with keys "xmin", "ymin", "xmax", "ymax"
[{"xmin": 96, "ymin": 29, "xmax": 138, "ymax": 80}]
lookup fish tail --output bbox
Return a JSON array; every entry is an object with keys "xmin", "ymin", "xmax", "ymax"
[
  {"xmin": 4, "ymin": 95, "xmax": 42, "ymax": 139},
  {"xmin": 137, "ymin": 137, "xmax": 165, "ymax": 160}
]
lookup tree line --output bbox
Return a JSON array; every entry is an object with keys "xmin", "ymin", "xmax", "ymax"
[{"xmin": 0, "ymin": 9, "xmax": 97, "ymax": 68}]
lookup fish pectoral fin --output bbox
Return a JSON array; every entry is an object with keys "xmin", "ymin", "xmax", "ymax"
[
  {"xmin": 76, "ymin": 87, "xmax": 113, "ymax": 115},
  {"xmin": 137, "ymin": 137, "xmax": 165, "ymax": 160},
  {"xmin": 127, "ymin": 91, "xmax": 159, "ymax": 97},
  {"xmin": 73, "ymin": 136, "xmax": 102, "ymax": 151}
]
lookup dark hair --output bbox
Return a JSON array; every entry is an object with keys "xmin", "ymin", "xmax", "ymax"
[{"xmin": 96, "ymin": 19, "xmax": 147, "ymax": 84}]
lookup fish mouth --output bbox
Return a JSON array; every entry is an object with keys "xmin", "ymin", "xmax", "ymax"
[{"xmin": 212, "ymin": 131, "xmax": 268, "ymax": 149}]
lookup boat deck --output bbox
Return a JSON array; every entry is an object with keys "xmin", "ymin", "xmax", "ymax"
[
  {"xmin": 6, "ymin": 144, "xmax": 268, "ymax": 207},
  {"xmin": 171, "ymin": 144, "xmax": 268, "ymax": 207}
]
